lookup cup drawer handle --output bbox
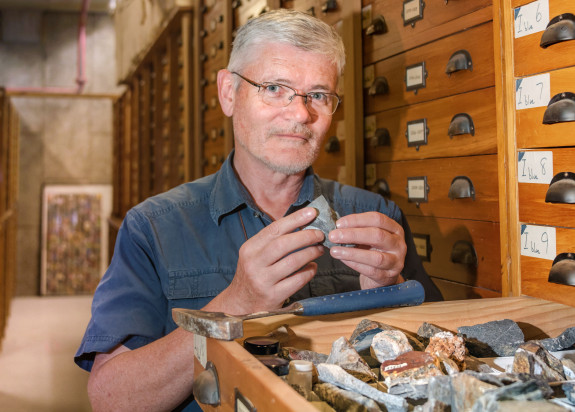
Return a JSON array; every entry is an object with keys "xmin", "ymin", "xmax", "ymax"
[
  {"xmin": 448, "ymin": 113, "xmax": 475, "ymax": 138},
  {"xmin": 370, "ymin": 128, "xmax": 390, "ymax": 147},
  {"xmin": 450, "ymin": 240, "xmax": 478, "ymax": 267},
  {"xmin": 545, "ymin": 172, "xmax": 575, "ymax": 204},
  {"xmin": 368, "ymin": 76, "xmax": 389, "ymax": 96},
  {"xmin": 448, "ymin": 176, "xmax": 475, "ymax": 200},
  {"xmin": 542, "ymin": 92, "xmax": 575, "ymax": 124},
  {"xmin": 540, "ymin": 13, "xmax": 575, "ymax": 48},
  {"xmin": 324, "ymin": 135, "xmax": 340, "ymax": 153},
  {"xmin": 548, "ymin": 252, "xmax": 575, "ymax": 287},
  {"xmin": 366, "ymin": 15, "xmax": 387, "ymax": 36},
  {"xmin": 445, "ymin": 49, "xmax": 473, "ymax": 76}
]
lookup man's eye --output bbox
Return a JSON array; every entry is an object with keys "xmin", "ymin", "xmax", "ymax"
[
  {"xmin": 264, "ymin": 84, "xmax": 282, "ymax": 94},
  {"xmin": 309, "ymin": 92, "xmax": 327, "ymax": 102}
]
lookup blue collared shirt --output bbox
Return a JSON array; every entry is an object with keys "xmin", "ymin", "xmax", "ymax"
[{"xmin": 75, "ymin": 151, "xmax": 441, "ymax": 374}]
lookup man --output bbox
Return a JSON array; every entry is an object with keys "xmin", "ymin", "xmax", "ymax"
[{"xmin": 76, "ymin": 9, "xmax": 442, "ymax": 411}]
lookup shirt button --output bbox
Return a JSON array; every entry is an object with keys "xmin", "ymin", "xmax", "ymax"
[{"xmin": 253, "ymin": 212, "xmax": 260, "ymax": 218}]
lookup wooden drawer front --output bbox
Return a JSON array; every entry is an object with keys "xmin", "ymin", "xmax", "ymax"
[
  {"xmin": 521, "ymin": 226, "xmax": 575, "ymax": 307},
  {"xmin": 362, "ymin": 0, "xmax": 492, "ymax": 65},
  {"xmin": 365, "ymin": 87, "xmax": 497, "ymax": 162},
  {"xmin": 408, "ymin": 216, "xmax": 501, "ymax": 292},
  {"xmin": 513, "ymin": 0, "xmax": 575, "ymax": 76},
  {"xmin": 516, "ymin": 65, "xmax": 575, "ymax": 149},
  {"xmin": 292, "ymin": 0, "xmax": 344, "ymax": 26},
  {"xmin": 202, "ymin": 1, "xmax": 226, "ymax": 39},
  {"xmin": 364, "ymin": 22, "xmax": 494, "ymax": 114},
  {"xmin": 518, "ymin": 148, "xmax": 575, "ymax": 227},
  {"xmin": 371, "ymin": 155, "xmax": 499, "ymax": 221}
]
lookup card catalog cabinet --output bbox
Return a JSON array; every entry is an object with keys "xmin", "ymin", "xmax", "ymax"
[{"xmin": 0, "ymin": 89, "xmax": 19, "ymax": 350}]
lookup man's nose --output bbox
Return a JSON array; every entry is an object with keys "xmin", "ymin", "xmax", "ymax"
[{"xmin": 286, "ymin": 93, "xmax": 313, "ymax": 121}]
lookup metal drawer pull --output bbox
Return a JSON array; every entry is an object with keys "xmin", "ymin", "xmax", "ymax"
[
  {"xmin": 371, "ymin": 178, "xmax": 390, "ymax": 198},
  {"xmin": 232, "ymin": 0, "xmax": 242, "ymax": 8},
  {"xmin": 448, "ymin": 113, "xmax": 475, "ymax": 137},
  {"xmin": 548, "ymin": 253, "xmax": 575, "ymax": 287},
  {"xmin": 322, "ymin": 0, "xmax": 338, "ymax": 13},
  {"xmin": 542, "ymin": 92, "xmax": 575, "ymax": 124},
  {"xmin": 545, "ymin": 172, "xmax": 575, "ymax": 204},
  {"xmin": 448, "ymin": 176, "xmax": 475, "ymax": 200},
  {"xmin": 540, "ymin": 13, "xmax": 575, "ymax": 48},
  {"xmin": 370, "ymin": 128, "xmax": 390, "ymax": 147},
  {"xmin": 445, "ymin": 49, "xmax": 473, "ymax": 76},
  {"xmin": 193, "ymin": 361, "xmax": 220, "ymax": 406},
  {"xmin": 450, "ymin": 240, "xmax": 478, "ymax": 267},
  {"xmin": 366, "ymin": 15, "xmax": 387, "ymax": 35},
  {"xmin": 324, "ymin": 135, "xmax": 340, "ymax": 153},
  {"xmin": 368, "ymin": 76, "xmax": 389, "ymax": 96}
]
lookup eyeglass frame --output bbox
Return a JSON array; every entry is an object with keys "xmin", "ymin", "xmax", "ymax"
[{"xmin": 231, "ymin": 71, "xmax": 341, "ymax": 115}]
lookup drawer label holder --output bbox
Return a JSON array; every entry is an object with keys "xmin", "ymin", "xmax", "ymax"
[
  {"xmin": 402, "ymin": 0, "xmax": 424, "ymax": 28},
  {"xmin": 518, "ymin": 151, "xmax": 553, "ymax": 184},
  {"xmin": 407, "ymin": 176, "xmax": 429, "ymax": 206},
  {"xmin": 235, "ymin": 388, "xmax": 256, "ymax": 412},
  {"xmin": 406, "ymin": 118, "xmax": 428, "ymax": 150},
  {"xmin": 521, "ymin": 224, "xmax": 557, "ymax": 261},
  {"xmin": 405, "ymin": 62, "xmax": 427, "ymax": 94},
  {"xmin": 413, "ymin": 233, "xmax": 432, "ymax": 262}
]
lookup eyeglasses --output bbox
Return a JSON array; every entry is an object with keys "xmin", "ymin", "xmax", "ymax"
[{"xmin": 232, "ymin": 72, "xmax": 341, "ymax": 115}]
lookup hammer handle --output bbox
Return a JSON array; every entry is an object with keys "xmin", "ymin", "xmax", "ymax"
[{"xmin": 297, "ymin": 280, "xmax": 425, "ymax": 316}]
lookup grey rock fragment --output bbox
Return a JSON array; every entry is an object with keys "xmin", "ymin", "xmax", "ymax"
[
  {"xmin": 489, "ymin": 400, "xmax": 570, "ymax": 411},
  {"xmin": 327, "ymin": 337, "xmax": 378, "ymax": 383},
  {"xmin": 512, "ymin": 341, "xmax": 565, "ymax": 381},
  {"xmin": 450, "ymin": 372, "xmax": 497, "ymax": 412},
  {"xmin": 370, "ymin": 330, "xmax": 413, "ymax": 363},
  {"xmin": 387, "ymin": 380, "xmax": 429, "ymax": 400},
  {"xmin": 539, "ymin": 327, "xmax": 575, "ymax": 352},
  {"xmin": 317, "ymin": 363, "xmax": 408, "ymax": 412},
  {"xmin": 303, "ymin": 195, "xmax": 352, "ymax": 248},
  {"xmin": 417, "ymin": 323, "xmax": 448, "ymax": 345},
  {"xmin": 280, "ymin": 346, "xmax": 328, "ymax": 365},
  {"xmin": 458, "ymin": 319, "xmax": 525, "ymax": 357},
  {"xmin": 471, "ymin": 379, "xmax": 555, "ymax": 412},
  {"xmin": 562, "ymin": 358, "xmax": 575, "ymax": 380},
  {"xmin": 414, "ymin": 399, "xmax": 450, "ymax": 412},
  {"xmin": 313, "ymin": 382, "xmax": 382, "ymax": 412},
  {"xmin": 427, "ymin": 375, "xmax": 453, "ymax": 406},
  {"xmin": 563, "ymin": 382, "xmax": 575, "ymax": 405}
]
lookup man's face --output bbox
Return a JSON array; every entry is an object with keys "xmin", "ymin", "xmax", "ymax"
[{"xmin": 228, "ymin": 43, "xmax": 338, "ymax": 175}]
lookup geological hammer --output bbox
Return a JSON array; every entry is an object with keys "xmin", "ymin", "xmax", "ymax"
[{"xmin": 172, "ymin": 280, "xmax": 425, "ymax": 340}]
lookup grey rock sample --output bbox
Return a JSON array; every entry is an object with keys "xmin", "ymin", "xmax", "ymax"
[
  {"xmin": 450, "ymin": 372, "xmax": 498, "ymax": 411},
  {"xmin": 427, "ymin": 375, "xmax": 453, "ymax": 406},
  {"xmin": 414, "ymin": 399, "xmax": 450, "ymax": 412},
  {"xmin": 539, "ymin": 327, "xmax": 575, "ymax": 352},
  {"xmin": 314, "ymin": 382, "xmax": 383, "ymax": 412},
  {"xmin": 351, "ymin": 319, "xmax": 424, "ymax": 354},
  {"xmin": 471, "ymin": 379, "xmax": 554, "ymax": 412},
  {"xmin": 317, "ymin": 363, "xmax": 408, "ymax": 412},
  {"xmin": 387, "ymin": 380, "xmax": 429, "ymax": 400},
  {"xmin": 417, "ymin": 323, "xmax": 448, "ymax": 345},
  {"xmin": 327, "ymin": 337, "xmax": 378, "ymax": 383},
  {"xmin": 281, "ymin": 346, "xmax": 328, "ymax": 365},
  {"xmin": 512, "ymin": 341, "xmax": 565, "ymax": 381},
  {"xmin": 562, "ymin": 382, "xmax": 575, "ymax": 405},
  {"xmin": 370, "ymin": 329, "xmax": 413, "ymax": 363},
  {"xmin": 302, "ymin": 195, "xmax": 351, "ymax": 248},
  {"xmin": 483, "ymin": 400, "xmax": 569, "ymax": 411},
  {"xmin": 562, "ymin": 358, "xmax": 575, "ymax": 380},
  {"xmin": 458, "ymin": 319, "xmax": 525, "ymax": 357}
]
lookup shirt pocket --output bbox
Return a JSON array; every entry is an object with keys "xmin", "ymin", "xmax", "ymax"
[{"xmin": 167, "ymin": 268, "xmax": 235, "ymax": 309}]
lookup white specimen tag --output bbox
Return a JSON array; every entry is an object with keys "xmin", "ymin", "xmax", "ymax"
[
  {"xmin": 403, "ymin": 0, "xmax": 421, "ymax": 23},
  {"xmin": 518, "ymin": 151, "xmax": 553, "ymax": 184},
  {"xmin": 194, "ymin": 334, "xmax": 207, "ymax": 369},
  {"xmin": 514, "ymin": 0, "xmax": 549, "ymax": 38},
  {"xmin": 406, "ymin": 64, "xmax": 424, "ymax": 89},
  {"xmin": 407, "ymin": 177, "xmax": 427, "ymax": 202},
  {"xmin": 515, "ymin": 73, "xmax": 551, "ymax": 110},
  {"xmin": 520, "ymin": 224, "xmax": 556, "ymax": 261},
  {"xmin": 365, "ymin": 163, "xmax": 376, "ymax": 187},
  {"xmin": 364, "ymin": 115, "xmax": 376, "ymax": 138}
]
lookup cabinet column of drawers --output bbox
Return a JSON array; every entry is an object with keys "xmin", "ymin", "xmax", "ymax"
[
  {"xmin": 0, "ymin": 89, "xmax": 19, "ymax": 349},
  {"xmin": 361, "ymin": 1, "xmax": 503, "ymax": 300},
  {"xmin": 500, "ymin": 0, "xmax": 575, "ymax": 306}
]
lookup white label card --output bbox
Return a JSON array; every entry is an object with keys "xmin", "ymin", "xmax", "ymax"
[
  {"xmin": 407, "ymin": 120, "xmax": 426, "ymax": 145},
  {"xmin": 194, "ymin": 334, "xmax": 207, "ymax": 369},
  {"xmin": 520, "ymin": 224, "xmax": 556, "ymax": 261},
  {"xmin": 514, "ymin": 0, "xmax": 549, "ymax": 39},
  {"xmin": 518, "ymin": 151, "xmax": 553, "ymax": 184},
  {"xmin": 515, "ymin": 73, "xmax": 551, "ymax": 110},
  {"xmin": 406, "ymin": 65, "xmax": 424, "ymax": 89},
  {"xmin": 407, "ymin": 177, "xmax": 427, "ymax": 202},
  {"xmin": 404, "ymin": 0, "xmax": 421, "ymax": 22},
  {"xmin": 361, "ymin": 5, "xmax": 372, "ymax": 29},
  {"xmin": 363, "ymin": 65, "xmax": 375, "ymax": 89}
]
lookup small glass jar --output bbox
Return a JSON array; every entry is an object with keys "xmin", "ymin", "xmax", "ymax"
[
  {"xmin": 243, "ymin": 336, "xmax": 289, "ymax": 376},
  {"xmin": 287, "ymin": 360, "xmax": 313, "ymax": 400}
]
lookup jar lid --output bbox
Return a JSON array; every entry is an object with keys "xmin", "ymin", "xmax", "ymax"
[
  {"xmin": 243, "ymin": 336, "xmax": 280, "ymax": 356},
  {"xmin": 290, "ymin": 360, "xmax": 313, "ymax": 372}
]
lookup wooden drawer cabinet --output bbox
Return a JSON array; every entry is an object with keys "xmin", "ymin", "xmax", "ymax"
[
  {"xmin": 521, "ymin": 226, "xmax": 575, "ymax": 306},
  {"xmin": 518, "ymin": 148, "xmax": 575, "ymax": 227},
  {"xmin": 364, "ymin": 22, "xmax": 494, "ymax": 114},
  {"xmin": 516, "ymin": 65, "xmax": 575, "ymax": 149},
  {"xmin": 292, "ymin": 0, "xmax": 345, "ymax": 26},
  {"xmin": 234, "ymin": 0, "xmax": 270, "ymax": 27},
  {"xmin": 408, "ymin": 216, "xmax": 501, "ymax": 292},
  {"xmin": 371, "ymin": 155, "xmax": 500, "ymax": 221},
  {"xmin": 365, "ymin": 87, "xmax": 497, "ymax": 162},
  {"xmin": 513, "ymin": 0, "xmax": 575, "ymax": 76},
  {"xmin": 362, "ymin": 0, "xmax": 492, "ymax": 65}
]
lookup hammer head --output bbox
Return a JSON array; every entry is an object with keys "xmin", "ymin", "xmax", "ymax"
[{"xmin": 172, "ymin": 308, "xmax": 244, "ymax": 341}]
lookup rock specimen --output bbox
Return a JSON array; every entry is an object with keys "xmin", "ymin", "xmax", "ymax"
[
  {"xmin": 314, "ymin": 382, "xmax": 383, "ymax": 412},
  {"xmin": 562, "ymin": 357, "xmax": 575, "ymax": 380},
  {"xmin": 370, "ymin": 330, "xmax": 413, "ymax": 363},
  {"xmin": 425, "ymin": 331, "xmax": 467, "ymax": 370},
  {"xmin": 281, "ymin": 346, "xmax": 328, "ymax": 365},
  {"xmin": 562, "ymin": 382, "xmax": 575, "ymax": 405},
  {"xmin": 326, "ymin": 337, "xmax": 378, "ymax": 382},
  {"xmin": 417, "ymin": 323, "xmax": 449, "ymax": 345},
  {"xmin": 450, "ymin": 372, "xmax": 498, "ymax": 411},
  {"xmin": 380, "ymin": 351, "xmax": 443, "ymax": 394},
  {"xmin": 538, "ymin": 327, "xmax": 575, "ymax": 352},
  {"xmin": 317, "ymin": 363, "xmax": 408, "ymax": 412},
  {"xmin": 302, "ymin": 195, "xmax": 351, "ymax": 248},
  {"xmin": 512, "ymin": 341, "xmax": 565, "ymax": 381},
  {"xmin": 470, "ymin": 378, "xmax": 555, "ymax": 411},
  {"xmin": 458, "ymin": 319, "xmax": 525, "ymax": 357}
]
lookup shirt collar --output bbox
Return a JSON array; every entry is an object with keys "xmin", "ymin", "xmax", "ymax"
[{"xmin": 209, "ymin": 150, "xmax": 318, "ymax": 225}]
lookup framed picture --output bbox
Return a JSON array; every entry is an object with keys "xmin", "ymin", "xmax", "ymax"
[{"xmin": 41, "ymin": 184, "xmax": 112, "ymax": 295}]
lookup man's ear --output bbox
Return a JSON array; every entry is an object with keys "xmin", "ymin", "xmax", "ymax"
[{"xmin": 217, "ymin": 69, "xmax": 235, "ymax": 117}]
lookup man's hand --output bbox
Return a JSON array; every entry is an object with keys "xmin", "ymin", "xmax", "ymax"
[
  {"xmin": 328, "ymin": 212, "xmax": 406, "ymax": 289},
  {"xmin": 204, "ymin": 207, "xmax": 324, "ymax": 315}
]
